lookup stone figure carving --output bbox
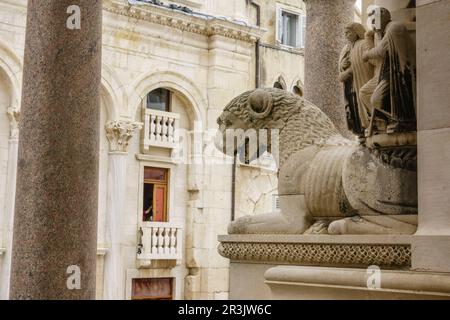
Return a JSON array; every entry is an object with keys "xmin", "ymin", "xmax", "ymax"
[
  {"xmin": 215, "ymin": 88, "xmax": 417, "ymax": 235},
  {"xmin": 362, "ymin": 7, "xmax": 416, "ymax": 137},
  {"xmin": 339, "ymin": 23, "xmax": 374, "ymax": 137}
]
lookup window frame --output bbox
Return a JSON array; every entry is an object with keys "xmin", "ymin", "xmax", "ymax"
[
  {"xmin": 143, "ymin": 167, "xmax": 169, "ymax": 222},
  {"xmin": 138, "ymin": 160, "xmax": 176, "ymax": 226},
  {"xmin": 276, "ymin": 4, "xmax": 306, "ymax": 49}
]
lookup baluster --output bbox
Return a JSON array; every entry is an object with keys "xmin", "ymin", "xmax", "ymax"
[
  {"xmin": 170, "ymin": 228, "xmax": 177, "ymax": 254},
  {"xmin": 164, "ymin": 227, "xmax": 170, "ymax": 255},
  {"xmin": 142, "ymin": 228, "xmax": 150, "ymax": 256},
  {"xmin": 168, "ymin": 118, "xmax": 175, "ymax": 143},
  {"xmin": 158, "ymin": 227, "xmax": 164, "ymax": 254},
  {"xmin": 156, "ymin": 115, "xmax": 162, "ymax": 142},
  {"xmin": 161, "ymin": 116, "xmax": 168, "ymax": 142},
  {"xmin": 151, "ymin": 227, "xmax": 158, "ymax": 255},
  {"xmin": 150, "ymin": 114, "xmax": 156, "ymax": 142}
]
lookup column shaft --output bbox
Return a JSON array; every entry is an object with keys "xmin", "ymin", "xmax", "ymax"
[
  {"xmin": 102, "ymin": 120, "xmax": 141, "ymax": 300},
  {"xmin": 103, "ymin": 153, "xmax": 127, "ymax": 300},
  {"xmin": 10, "ymin": 0, "xmax": 102, "ymax": 299},
  {"xmin": 304, "ymin": 0, "xmax": 355, "ymax": 138}
]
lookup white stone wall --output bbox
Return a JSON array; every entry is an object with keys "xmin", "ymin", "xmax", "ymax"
[
  {"xmin": 261, "ymin": 47, "xmax": 305, "ymax": 92},
  {"xmin": 235, "ymin": 165, "xmax": 279, "ymax": 220},
  {"xmin": 0, "ymin": 74, "xmax": 10, "ymax": 245},
  {"xmin": 0, "ymin": 0, "xmax": 307, "ymax": 300}
]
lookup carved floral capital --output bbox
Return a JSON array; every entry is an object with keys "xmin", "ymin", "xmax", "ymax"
[{"xmin": 105, "ymin": 120, "xmax": 143, "ymax": 153}]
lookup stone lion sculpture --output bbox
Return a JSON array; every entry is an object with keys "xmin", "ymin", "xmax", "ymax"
[{"xmin": 215, "ymin": 88, "xmax": 417, "ymax": 235}]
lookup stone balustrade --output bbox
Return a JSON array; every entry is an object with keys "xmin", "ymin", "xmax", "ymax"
[
  {"xmin": 138, "ymin": 222, "xmax": 183, "ymax": 264},
  {"xmin": 142, "ymin": 109, "xmax": 180, "ymax": 150}
]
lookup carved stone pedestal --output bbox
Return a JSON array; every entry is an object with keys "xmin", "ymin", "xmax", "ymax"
[{"xmin": 218, "ymin": 234, "xmax": 450, "ymax": 300}]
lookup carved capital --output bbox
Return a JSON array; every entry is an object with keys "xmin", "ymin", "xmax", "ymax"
[
  {"xmin": 7, "ymin": 108, "xmax": 20, "ymax": 140},
  {"xmin": 105, "ymin": 120, "xmax": 143, "ymax": 153}
]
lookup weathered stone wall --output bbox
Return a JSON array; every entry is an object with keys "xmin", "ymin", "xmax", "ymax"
[{"xmin": 235, "ymin": 165, "xmax": 278, "ymax": 220}]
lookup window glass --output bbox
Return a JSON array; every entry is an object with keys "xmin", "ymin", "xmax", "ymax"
[
  {"xmin": 281, "ymin": 11, "xmax": 298, "ymax": 47},
  {"xmin": 147, "ymin": 88, "xmax": 171, "ymax": 112}
]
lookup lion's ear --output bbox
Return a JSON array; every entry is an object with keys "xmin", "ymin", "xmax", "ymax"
[{"xmin": 247, "ymin": 89, "xmax": 274, "ymax": 119}]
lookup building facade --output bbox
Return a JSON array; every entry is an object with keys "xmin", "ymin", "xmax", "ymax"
[{"xmin": 0, "ymin": 0, "xmax": 305, "ymax": 299}]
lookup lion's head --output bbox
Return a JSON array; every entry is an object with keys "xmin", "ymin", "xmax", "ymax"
[
  {"xmin": 214, "ymin": 88, "xmax": 347, "ymax": 166},
  {"xmin": 214, "ymin": 88, "xmax": 304, "ymax": 158}
]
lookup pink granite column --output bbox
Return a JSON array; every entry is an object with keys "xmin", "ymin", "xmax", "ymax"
[
  {"xmin": 10, "ymin": 0, "xmax": 102, "ymax": 299},
  {"xmin": 304, "ymin": 0, "xmax": 355, "ymax": 138}
]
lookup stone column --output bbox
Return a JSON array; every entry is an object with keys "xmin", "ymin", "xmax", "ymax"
[
  {"xmin": 10, "ymin": 1, "xmax": 102, "ymax": 299},
  {"xmin": 412, "ymin": 0, "xmax": 450, "ymax": 273},
  {"xmin": 103, "ymin": 120, "xmax": 141, "ymax": 300},
  {"xmin": 304, "ymin": 0, "xmax": 355, "ymax": 138},
  {"xmin": 0, "ymin": 109, "xmax": 19, "ymax": 300}
]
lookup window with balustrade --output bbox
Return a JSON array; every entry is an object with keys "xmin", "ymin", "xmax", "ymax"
[
  {"xmin": 137, "ymin": 164, "xmax": 183, "ymax": 265},
  {"xmin": 142, "ymin": 88, "xmax": 180, "ymax": 151}
]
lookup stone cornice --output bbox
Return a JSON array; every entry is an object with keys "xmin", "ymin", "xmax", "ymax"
[
  {"xmin": 2, "ymin": 0, "xmax": 265, "ymax": 43},
  {"xmin": 103, "ymin": 0, "xmax": 265, "ymax": 43},
  {"xmin": 106, "ymin": 120, "xmax": 143, "ymax": 153}
]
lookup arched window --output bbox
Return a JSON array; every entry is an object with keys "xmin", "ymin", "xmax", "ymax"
[{"xmin": 147, "ymin": 88, "xmax": 171, "ymax": 112}]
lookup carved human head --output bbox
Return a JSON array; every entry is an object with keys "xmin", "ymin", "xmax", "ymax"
[
  {"xmin": 344, "ymin": 23, "xmax": 366, "ymax": 43},
  {"xmin": 367, "ymin": 6, "xmax": 391, "ymax": 32}
]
